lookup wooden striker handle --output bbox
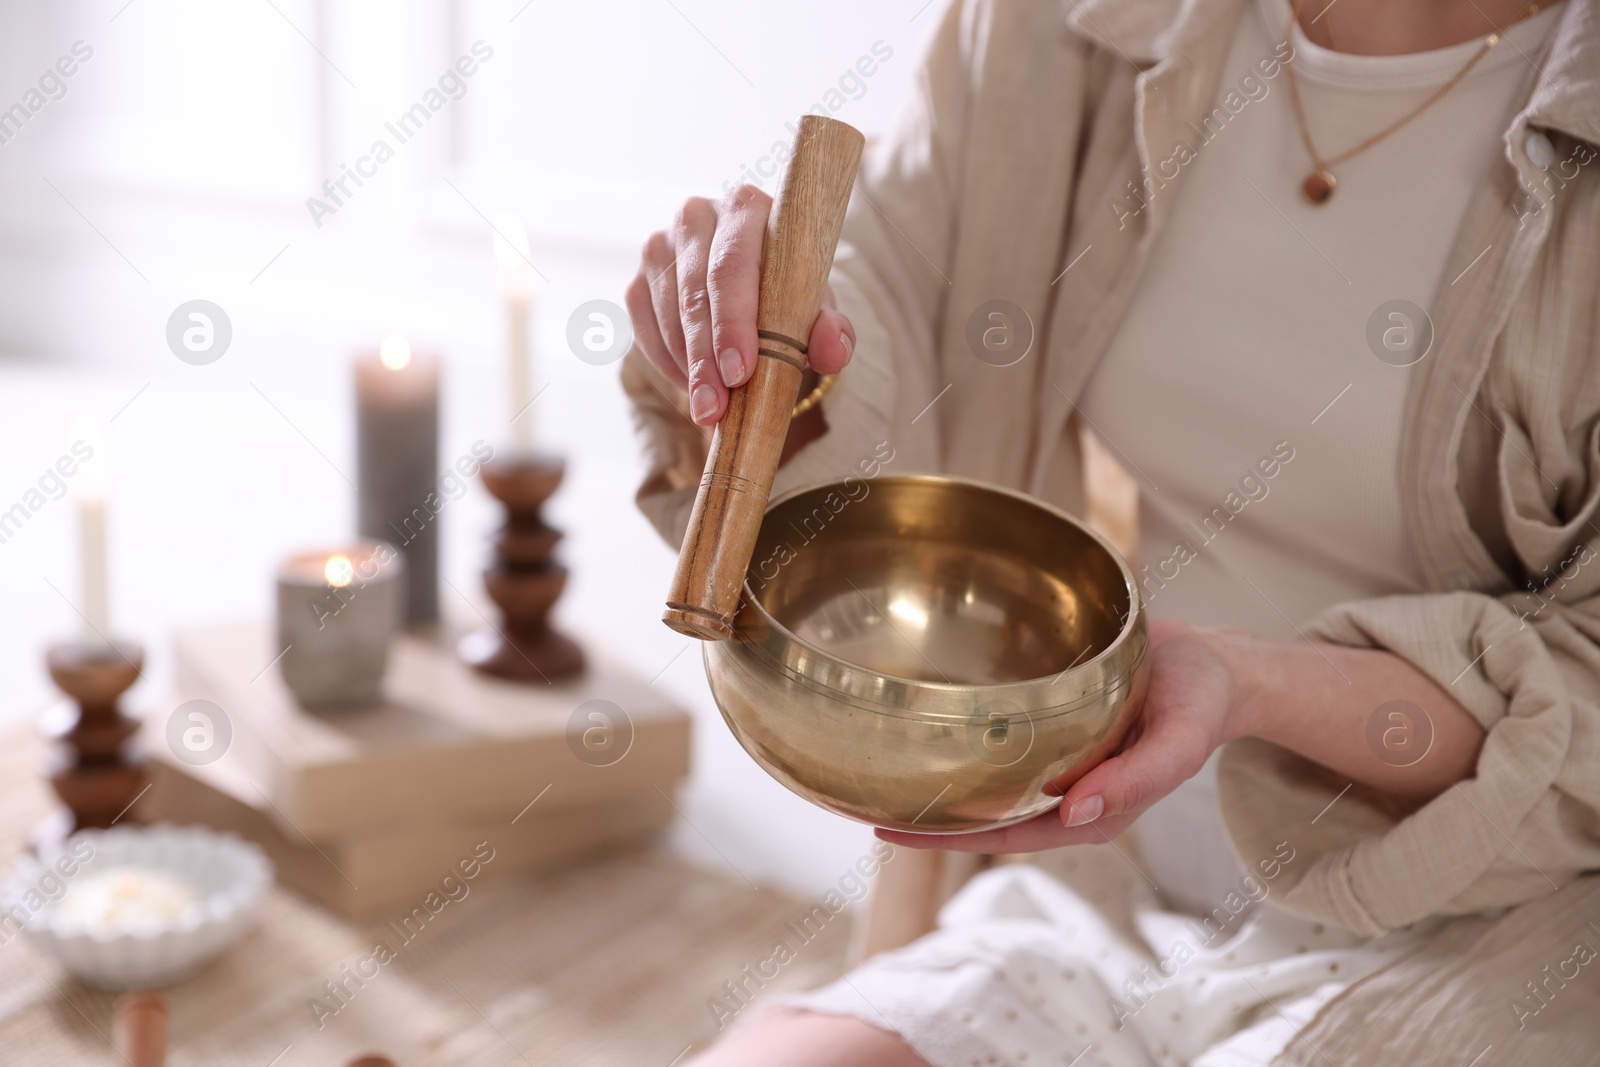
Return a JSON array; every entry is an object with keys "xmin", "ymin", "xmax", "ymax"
[{"xmin": 663, "ymin": 116, "xmax": 865, "ymax": 640}]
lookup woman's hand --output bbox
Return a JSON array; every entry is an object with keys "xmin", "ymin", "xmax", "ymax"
[
  {"xmin": 879, "ymin": 614, "xmax": 1490, "ymax": 855},
  {"xmin": 626, "ymin": 185, "xmax": 856, "ymax": 426},
  {"xmin": 879, "ymin": 620, "xmax": 1237, "ymax": 854}
]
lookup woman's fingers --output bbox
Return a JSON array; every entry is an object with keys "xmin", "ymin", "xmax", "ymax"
[
  {"xmin": 875, "ymin": 807, "xmax": 1142, "ymax": 854},
  {"xmin": 1059, "ymin": 632, "xmax": 1231, "ymax": 826},
  {"xmin": 706, "ymin": 185, "xmax": 770, "ymax": 391},
  {"xmin": 641, "ymin": 230, "xmax": 689, "ymax": 375},
  {"xmin": 627, "ymin": 191, "xmax": 854, "ymax": 424},
  {"xmin": 879, "ymin": 624, "xmax": 1235, "ymax": 853},
  {"xmin": 625, "ymin": 260, "xmax": 684, "ymax": 391},
  {"xmin": 807, "ymin": 303, "xmax": 856, "ymax": 375},
  {"xmin": 1058, "ymin": 715, "xmax": 1210, "ymax": 829},
  {"xmin": 670, "ymin": 197, "xmax": 724, "ymax": 425}
]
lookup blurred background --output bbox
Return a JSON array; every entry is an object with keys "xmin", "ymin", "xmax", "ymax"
[{"xmin": 0, "ymin": 0, "xmax": 940, "ymax": 901}]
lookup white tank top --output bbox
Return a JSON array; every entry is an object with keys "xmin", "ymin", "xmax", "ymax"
[{"xmin": 1075, "ymin": 0, "xmax": 1562, "ymax": 910}]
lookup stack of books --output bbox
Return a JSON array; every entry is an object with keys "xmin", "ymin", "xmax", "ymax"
[{"xmin": 140, "ymin": 622, "xmax": 692, "ymax": 917}]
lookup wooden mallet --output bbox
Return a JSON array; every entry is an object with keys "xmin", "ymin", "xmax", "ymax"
[{"xmin": 662, "ymin": 115, "xmax": 865, "ymax": 641}]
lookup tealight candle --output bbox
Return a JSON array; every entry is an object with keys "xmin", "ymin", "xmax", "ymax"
[
  {"xmin": 276, "ymin": 541, "xmax": 404, "ymax": 711},
  {"xmin": 354, "ymin": 336, "xmax": 440, "ymax": 626},
  {"xmin": 56, "ymin": 867, "xmax": 200, "ymax": 936}
]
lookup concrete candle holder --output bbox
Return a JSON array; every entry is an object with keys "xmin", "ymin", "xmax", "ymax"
[{"xmin": 276, "ymin": 541, "xmax": 405, "ymax": 711}]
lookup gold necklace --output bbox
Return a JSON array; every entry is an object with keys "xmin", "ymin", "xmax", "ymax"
[{"xmin": 1282, "ymin": 0, "xmax": 1548, "ymax": 205}]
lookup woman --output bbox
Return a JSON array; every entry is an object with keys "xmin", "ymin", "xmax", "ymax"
[{"xmin": 622, "ymin": 0, "xmax": 1600, "ymax": 1061}]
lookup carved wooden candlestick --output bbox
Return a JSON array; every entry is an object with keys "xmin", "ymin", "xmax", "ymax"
[
  {"xmin": 460, "ymin": 455, "xmax": 585, "ymax": 683},
  {"xmin": 39, "ymin": 641, "xmax": 146, "ymax": 845}
]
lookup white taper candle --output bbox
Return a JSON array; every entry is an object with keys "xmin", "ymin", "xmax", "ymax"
[
  {"xmin": 72, "ymin": 419, "xmax": 110, "ymax": 651},
  {"xmin": 493, "ymin": 214, "xmax": 536, "ymax": 451}
]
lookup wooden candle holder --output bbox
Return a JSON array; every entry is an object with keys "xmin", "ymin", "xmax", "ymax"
[
  {"xmin": 460, "ymin": 455, "xmax": 585, "ymax": 683},
  {"xmin": 39, "ymin": 641, "xmax": 146, "ymax": 845}
]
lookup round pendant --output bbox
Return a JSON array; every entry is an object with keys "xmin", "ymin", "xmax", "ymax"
[{"xmin": 1302, "ymin": 169, "xmax": 1337, "ymax": 205}]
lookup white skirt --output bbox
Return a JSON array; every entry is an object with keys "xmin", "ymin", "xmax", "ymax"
[{"xmin": 763, "ymin": 846, "xmax": 1433, "ymax": 1067}]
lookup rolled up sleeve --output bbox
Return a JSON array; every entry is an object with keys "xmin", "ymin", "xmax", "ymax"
[{"xmin": 1219, "ymin": 584, "xmax": 1600, "ymax": 935}]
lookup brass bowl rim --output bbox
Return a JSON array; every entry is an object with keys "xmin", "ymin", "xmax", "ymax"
[{"xmin": 737, "ymin": 473, "xmax": 1145, "ymax": 697}]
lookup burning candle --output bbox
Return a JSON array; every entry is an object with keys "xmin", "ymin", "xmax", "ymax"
[
  {"xmin": 73, "ymin": 420, "xmax": 110, "ymax": 653},
  {"xmin": 355, "ymin": 335, "xmax": 439, "ymax": 627},
  {"xmin": 494, "ymin": 215, "xmax": 536, "ymax": 452},
  {"xmin": 276, "ymin": 541, "xmax": 405, "ymax": 711}
]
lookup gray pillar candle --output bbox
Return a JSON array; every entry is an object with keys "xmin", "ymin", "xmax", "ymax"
[{"xmin": 355, "ymin": 336, "xmax": 439, "ymax": 626}]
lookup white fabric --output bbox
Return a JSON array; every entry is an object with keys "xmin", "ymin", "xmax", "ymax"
[
  {"xmin": 769, "ymin": 857, "xmax": 1436, "ymax": 1067},
  {"xmin": 1078, "ymin": 0, "xmax": 1563, "ymax": 913},
  {"xmin": 774, "ymin": 4, "xmax": 1561, "ymax": 1063}
]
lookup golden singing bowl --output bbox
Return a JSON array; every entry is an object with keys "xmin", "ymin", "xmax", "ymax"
[{"xmin": 703, "ymin": 475, "xmax": 1148, "ymax": 834}]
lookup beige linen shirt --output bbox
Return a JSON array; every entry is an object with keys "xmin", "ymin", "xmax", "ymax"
[{"xmin": 622, "ymin": 0, "xmax": 1600, "ymax": 1057}]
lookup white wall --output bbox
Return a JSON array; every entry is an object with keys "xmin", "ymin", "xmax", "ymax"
[
  {"xmin": 0, "ymin": 0, "xmax": 945, "ymax": 899},
  {"xmin": 0, "ymin": 0, "xmax": 940, "ymax": 363}
]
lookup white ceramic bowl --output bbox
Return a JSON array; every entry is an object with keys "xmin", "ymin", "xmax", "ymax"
[{"xmin": 1, "ymin": 823, "xmax": 272, "ymax": 989}]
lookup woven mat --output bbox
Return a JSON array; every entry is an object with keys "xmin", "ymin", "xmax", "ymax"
[{"xmin": 0, "ymin": 729, "xmax": 849, "ymax": 1066}]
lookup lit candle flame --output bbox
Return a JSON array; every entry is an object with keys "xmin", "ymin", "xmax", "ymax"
[
  {"xmin": 69, "ymin": 417, "xmax": 106, "ymax": 499},
  {"xmin": 324, "ymin": 554, "xmax": 355, "ymax": 588},
  {"xmin": 379, "ymin": 335, "xmax": 412, "ymax": 371}
]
